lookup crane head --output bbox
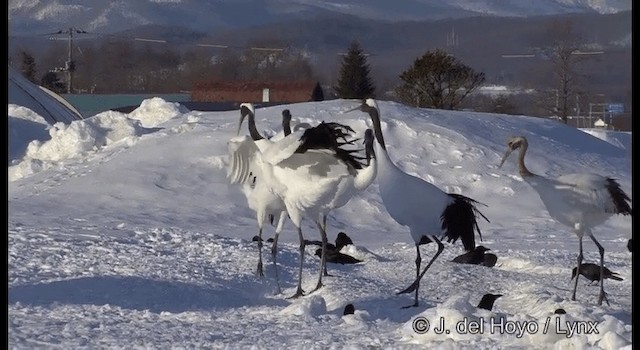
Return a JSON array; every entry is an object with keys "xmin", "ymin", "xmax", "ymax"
[
  {"xmin": 364, "ymin": 98, "xmax": 378, "ymax": 110},
  {"xmin": 475, "ymin": 245, "xmax": 491, "ymax": 252},
  {"xmin": 498, "ymin": 135, "xmax": 527, "ymax": 168},
  {"xmin": 237, "ymin": 103, "xmax": 255, "ymax": 136},
  {"xmin": 282, "ymin": 109, "xmax": 292, "ymax": 124}
]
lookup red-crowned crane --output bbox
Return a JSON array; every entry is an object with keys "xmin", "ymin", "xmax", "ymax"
[
  {"xmin": 228, "ymin": 117, "xmax": 376, "ymax": 298},
  {"xmin": 498, "ymin": 135, "xmax": 631, "ymax": 305},
  {"xmin": 232, "ymin": 103, "xmax": 289, "ymax": 293},
  {"xmin": 346, "ymin": 99, "xmax": 488, "ymax": 308}
]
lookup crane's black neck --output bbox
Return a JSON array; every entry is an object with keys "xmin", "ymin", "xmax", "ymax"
[
  {"xmin": 364, "ymin": 129, "xmax": 375, "ymax": 166},
  {"xmin": 241, "ymin": 105, "xmax": 263, "ymax": 141},
  {"xmin": 282, "ymin": 111, "xmax": 292, "ymax": 136},
  {"xmin": 362, "ymin": 105, "xmax": 386, "ymax": 150},
  {"xmin": 283, "ymin": 122, "xmax": 292, "ymax": 136}
]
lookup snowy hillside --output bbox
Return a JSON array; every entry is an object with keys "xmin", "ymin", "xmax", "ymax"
[{"xmin": 8, "ymin": 98, "xmax": 632, "ymax": 348}]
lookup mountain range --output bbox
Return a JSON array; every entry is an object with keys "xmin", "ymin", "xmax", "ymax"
[{"xmin": 8, "ymin": 0, "xmax": 632, "ymax": 35}]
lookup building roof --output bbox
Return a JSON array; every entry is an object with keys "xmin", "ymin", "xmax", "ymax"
[{"xmin": 8, "ymin": 65, "xmax": 84, "ymax": 124}]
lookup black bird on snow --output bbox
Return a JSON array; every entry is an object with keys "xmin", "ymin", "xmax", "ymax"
[
  {"xmin": 252, "ymin": 235, "xmax": 274, "ymax": 243},
  {"xmin": 315, "ymin": 248, "xmax": 363, "ymax": 265},
  {"xmin": 335, "ymin": 231, "xmax": 354, "ymax": 251},
  {"xmin": 306, "ymin": 231, "xmax": 355, "ymax": 252},
  {"xmin": 482, "ymin": 252, "xmax": 498, "ymax": 267},
  {"xmin": 477, "ymin": 293, "xmax": 502, "ymax": 311},
  {"xmin": 305, "ymin": 239, "xmax": 337, "ymax": 251},
  {"xmin": 343, "ymin": 303, "xmax": 355, "ymax": 315},
  {"xmin": 571, "ymin": 263, "xmax": 623, "ymax": 284},
  {"xmin": 452, "ymin": 245, "xmax": 491, "ymax": 265}
]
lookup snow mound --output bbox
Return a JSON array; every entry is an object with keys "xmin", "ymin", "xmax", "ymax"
[
  {"xmin": 128, "ymin": 97, "xmax": 190, "ymax": 127},
  {"xmin": 279, "ymin": 295, "xmax": 328, "ymax": 318}
]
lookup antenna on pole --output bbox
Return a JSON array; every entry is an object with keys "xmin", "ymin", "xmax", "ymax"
[{"xmin": 50, "ymin": 27, "xmax": 88, "ymax": 94}]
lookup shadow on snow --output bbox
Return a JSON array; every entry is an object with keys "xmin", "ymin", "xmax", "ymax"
[{"xmin": 8, "ymin": 275, "xmax": 289, "ymax": 313}]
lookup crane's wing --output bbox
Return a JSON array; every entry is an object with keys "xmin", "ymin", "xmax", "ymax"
[
  {"xmin": 554, "ymin": 174, "xmax": 631, "ymax": 215},
  {"xmin": 261, "ymin": 128, "xmax": 307, "ymax": 165},
  {"xmin": 263, "ymin": 122, "xmax": 365, "ymax": 170},
  {"xmin": 227, "ymin": 135, "xmax": 263, "ymax": 185}
]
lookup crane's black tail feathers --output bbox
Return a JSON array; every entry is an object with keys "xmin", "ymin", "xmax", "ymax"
[
  {"xmin": 441, "ymin": 193, "xmax": 490, "ymax": 251},
  {"xmin": 605, "ymin": 178, "xmax": 632, "ymax": 215},
  {"xmin": 296, "ymin": 121, "xmax": 366, "ymax": 169}
]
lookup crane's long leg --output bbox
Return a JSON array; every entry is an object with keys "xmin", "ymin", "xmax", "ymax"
[
  {"xmin": 321, "ymin": 215, "xmax": 330, "ymax": 277},
  {"xmin": 310, "ymin": 218, "xmax": 329, "ymax": 293},
  {"xmin": 288, "ymin": 226, "xmax": 306, "ymax": 299},
  {"xmin": 407, "ymin": 243, "xmax": 421, "ymax": 308},
  {"xmin": 398, "ymin": 237, "xmax": 444, "ymax": 308},
  {"xmin": 257, "ymin": 227, "xmax": 264, "ymax": 278},
  {"xmin": 571, "ymin": 236, "xmax": 584, "ymax": 301},
  {"xmin": 271, "ymin": 211, "xmax": 288, "ymax": 295},
  {"xmin": 589, "ymin": 233, "xmax": 609, "ymax": 306}
]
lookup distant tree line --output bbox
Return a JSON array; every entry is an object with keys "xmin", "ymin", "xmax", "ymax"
[
  {"xmin": 11, "ymin": 18, "xmax": 603, "ymax": 120},
  {"xmin": 11, "ymin": 39, "xmax": 318, "ymax": 95},
  {"xmin": 13, "ymin": 39, "xmax": 507, "ymax": 112},
  {"xmin": 334, "ymin": 41, "xmax": 483, "ymax": 110}
]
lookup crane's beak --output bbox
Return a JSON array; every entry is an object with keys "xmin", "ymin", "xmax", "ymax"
[
  {"xmin": 236, "ymin": 112, "xmax": 247, "ymax": 136},
  {"xmin": 341, "ymin": 105, "xmax": 361, "ymax": 114},
  {"xmin": 341, "ymin": 100, "xmax": 366, "ymax": 114},
  {"xmin": 498, "ymin": 148, "xmax": 513, "ymax": 168}
]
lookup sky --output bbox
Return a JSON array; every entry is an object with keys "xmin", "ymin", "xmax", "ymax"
[{"xmin": 8, "ymin": 95, "xmax": 632, "ymax": 349}]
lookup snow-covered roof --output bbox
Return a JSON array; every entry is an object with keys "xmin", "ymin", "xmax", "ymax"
[{"xmin": 8, "ymin": 65, "xmax": 84, "ymax": 124}]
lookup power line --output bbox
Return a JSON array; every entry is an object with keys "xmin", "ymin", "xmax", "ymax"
[
  {"xmin": 11, "ymin": 31, "xmax": 379, "ymax": 56},
  {"xmin": 48, "ymin": 27, "xmax": 89, "ymax": 93},
  {"xmin": 134, "ymin": 38, "xmax": 167, "ymax": 43}
]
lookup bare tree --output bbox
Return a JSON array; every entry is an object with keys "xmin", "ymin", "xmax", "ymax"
[{"xmin": 542, "ymin": 19, "xmax": 591, "ymax": 124}]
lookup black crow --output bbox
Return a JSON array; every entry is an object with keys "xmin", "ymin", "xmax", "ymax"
[
  {"xmin": 335, "ymin": 231, "xmax": 354, "ymax": 251},
  {"xmin": 315, "ymin": 248, "xmax": 362, "ymax": 265},
  {"xmin": 252, "ymin": 236, "xmax": 274, "ymax": 243},
  {"xmin": 482, "ymin": 252, "xmax": 498, "ymax": 267},
  {"xmin": 452, "ymin": 246, "xmax": 491, "ymax": 265},
  {"xmin": 477, "ymin": 293, "xmax": 502, "ymax": 311},
  {"xmin": 343, "ymin": 303, "xmax": 355, "ymax": 315},
  {"xmin": 305, "ymin": 239, "xmax": 337, "ymax": 251},
  {"xmin": 571, "ymin": 263, "xmax": 623, "ymax": 284}
]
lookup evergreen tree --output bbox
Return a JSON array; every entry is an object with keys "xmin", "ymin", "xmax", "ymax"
[
  {"xmin": 311, "ymin": 81, "xmax": 325, "ymax": 101},
  {"xmin": 20, "ymin": 50, "xmax": 38, "ymax": 84},
  {"xmin": 395, "ymin": 49, "xmax": 485, "ymax": 110},
  {"xmin": 41, "ymin": 72, "xmax": 66, "ymax": 93},
  {"xmin": 334, "ymin": 40, "xmax": 375, "ymax": 99}
]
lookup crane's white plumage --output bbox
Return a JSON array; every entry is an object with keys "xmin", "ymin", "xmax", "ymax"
[
  {"xmin": 230, "ymin": 116, "xmax": 376, "ymax": 298},
  {"xmin": 498, "ymin": 135, "xmax": 632, "ymax": 305},
  {"xmin": 228, "ymin": 103, "xmax": 291, "ymax": 292},
  {"xmin": 347, "ymin": 98, "xmax": 487, "ymax": 308}
]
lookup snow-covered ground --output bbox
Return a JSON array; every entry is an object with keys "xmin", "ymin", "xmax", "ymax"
[
  {"xmin": 580, "ymin": 128, "xmax": 632, "ymax": 151},
  {"xmin": 8, "ymin": 97, "xmax": 632, "ymax": 349}
]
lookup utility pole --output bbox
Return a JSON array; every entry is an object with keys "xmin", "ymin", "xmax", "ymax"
[{"xmin": 50, "ymin": 27, "xmax": 87, "ymax": 94}]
